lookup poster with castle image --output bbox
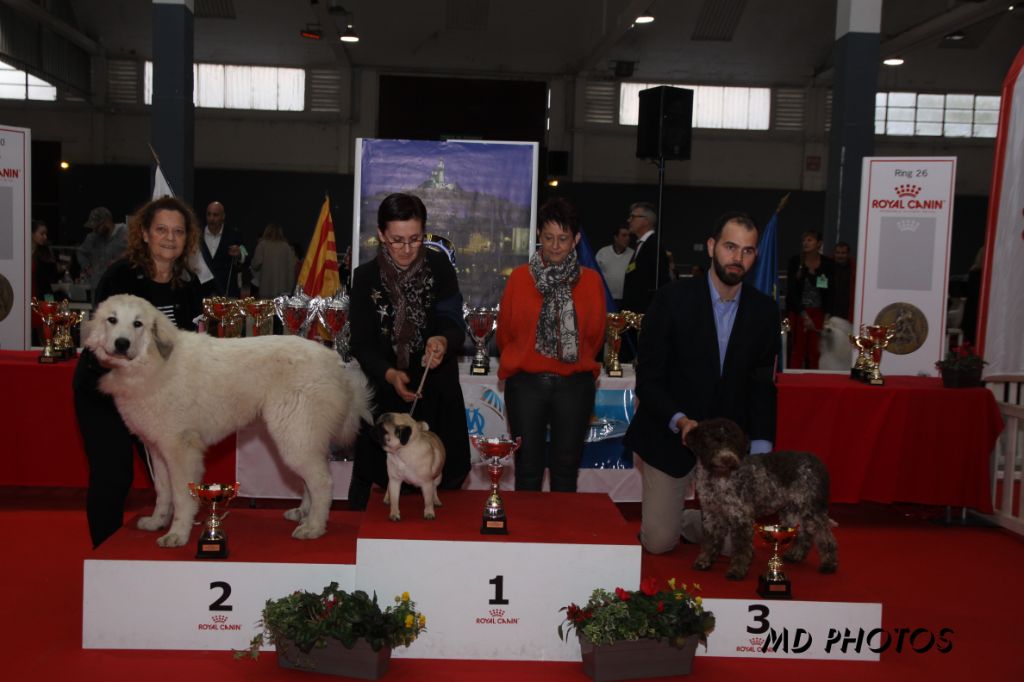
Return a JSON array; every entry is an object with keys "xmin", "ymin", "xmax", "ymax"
[{"xmin": 353, "ymin": 138, "xmax": 539, "ymax": 310}]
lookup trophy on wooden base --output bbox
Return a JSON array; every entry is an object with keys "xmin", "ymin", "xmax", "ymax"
[
  {"xmin": 188, "ymin": 482, "xmax": 239, "ymax": 559},
  {"xmin": 755, "ymin": 524, "xmax": 799, "ymax": 599},
  {"xmin": 470, "ymin": 435, "xmax": 521, "ymax": 535}
]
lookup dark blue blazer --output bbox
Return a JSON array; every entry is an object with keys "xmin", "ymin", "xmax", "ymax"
[{"xmin": 624, "ymin": 274, "xmax": 779, "ymax": 477}]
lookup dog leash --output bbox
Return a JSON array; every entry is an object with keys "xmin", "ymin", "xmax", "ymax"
[{"xmin": 409, "ymin": 348, "xmax": 439, "ymax": 417}]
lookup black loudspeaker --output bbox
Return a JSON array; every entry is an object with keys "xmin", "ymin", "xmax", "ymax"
[{"xmin": 636, "ymin": 86, "xmax": 694, "ymax": 160}]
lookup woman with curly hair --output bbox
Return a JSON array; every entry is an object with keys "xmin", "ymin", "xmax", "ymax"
[{"xmin": 72, "ymin": 196, "xmax": 204, "ymax": 547}]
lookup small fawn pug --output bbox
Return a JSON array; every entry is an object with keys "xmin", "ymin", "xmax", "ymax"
[{"xmin": 377, "ymin": 412, "xmax": 446, "ymax": 521}]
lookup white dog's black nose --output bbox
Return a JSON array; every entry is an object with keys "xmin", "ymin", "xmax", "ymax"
[{"xmin": 114, "ymin": 337, "xmax": 131, "ymax": 354}]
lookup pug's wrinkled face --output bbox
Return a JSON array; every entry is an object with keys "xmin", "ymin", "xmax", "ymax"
[{"xmin": 376, "ymin": 412, "xmax": 418, "ymax": 454}]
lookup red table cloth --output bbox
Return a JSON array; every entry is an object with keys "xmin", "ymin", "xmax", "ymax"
[
  {"xmin": 776, "ymin": 373, "xmax": 1002, "ymax": 513},
  {"xmin": 1, "ymin": 351, "xmax": 1003, "ymax": 512},
  {"xmin": 0, "ymin": 351, "xmax": 235, "ymax": 488}
]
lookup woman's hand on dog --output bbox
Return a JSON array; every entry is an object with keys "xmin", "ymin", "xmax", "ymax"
[
  {"xmin": 385, "ymin": 368, "xmax": 418, "ymax": 402},
  {"xmin": 422, "ymin": 336, "xmax": 447, "ymax": 369}
]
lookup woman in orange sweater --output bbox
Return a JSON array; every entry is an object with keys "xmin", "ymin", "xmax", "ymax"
[{"xmin": 497, "ymin": 198, "xmax": 606, "ymax": 492}]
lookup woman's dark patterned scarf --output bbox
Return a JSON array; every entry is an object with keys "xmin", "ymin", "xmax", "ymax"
[
  {"xmin": 529, "ymin": 248, "xmax": 580, "ymax": 363},
  {"xmin": 377, "ymin": 245, "xmax": 434, "ymax": 369}
]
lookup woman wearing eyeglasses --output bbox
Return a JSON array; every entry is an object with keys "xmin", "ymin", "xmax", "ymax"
[
  {"xmin": 346, "ymin": 193, "xmax": 471, "ymax": 510},
  {"xmin": 496, "ymin": 197, "xmax": 607, "ymax": 492}
]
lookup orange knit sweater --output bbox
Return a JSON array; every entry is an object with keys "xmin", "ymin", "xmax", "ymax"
[{"xmin": 496, "ymin": 264, "xmax": 607, "ymax": 380}]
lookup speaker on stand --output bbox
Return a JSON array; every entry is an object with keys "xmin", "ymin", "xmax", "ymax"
[{"xmin": 636, "ymin": 86, "xmax": 694, "ymax": 286}]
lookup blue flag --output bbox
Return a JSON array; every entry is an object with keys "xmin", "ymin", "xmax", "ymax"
[
  {"xmin": 749, "ymin": 195, "xmax": 787, "ymax": 300},
  {"xmin": 576, "ymin": 229, "xmax": 618, "ymax": 313}
]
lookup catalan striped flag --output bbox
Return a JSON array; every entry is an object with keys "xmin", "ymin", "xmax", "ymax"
[{"xmin": 297, "ymin": 196, "xmax": 341, "ymax": 297}]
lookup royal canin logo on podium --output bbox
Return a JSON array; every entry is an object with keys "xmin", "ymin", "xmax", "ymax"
[
  {"xmin": 475, "ymin": 607, "xmax": 519, "ymax": 625},
  {"xmin": 735, "ymin": 635, "xmax": 776, "ymax": 653},
  {"xmin": 870, "ymin": 184, "xmax": 944, "ymax": 211},
  {"xmin": 196, "ymin": 614, "xmax": 242, "ymax": 631}
]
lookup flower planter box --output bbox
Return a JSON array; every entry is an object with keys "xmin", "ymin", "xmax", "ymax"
[
  {"xmin": 579, "ymin": 632, "xmax": 700, "ymax": 681},
  {"xmin": 276, "ymin": 637, "xmax": 392, "ymax": 679},
  {"xmin": 940, "ymin": 367, "xmax": 983, "ymax": 388}
]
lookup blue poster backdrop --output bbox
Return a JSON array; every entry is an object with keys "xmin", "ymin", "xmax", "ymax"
[{"xmin": 355, "ymin": 138, "xmax": 539, "ymax": 309}]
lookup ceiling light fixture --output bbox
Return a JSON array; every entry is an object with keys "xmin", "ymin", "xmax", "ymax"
[
  {"xmin": 547, "ymin": 179, "xmax": 559, "ymax": 187},
  {"xmin": 59, "ymin": 161, "xmax": 70, "ymax": 170},
  {"xmin": 883, "ymin": 57, "xmax": 905, "ymax": 66},
  {"xmin": 635, "ymin": 14, "xmax": 655, "ymax": 24},
  {"xmin": 944, "ymin": 30, "xmax": 966, "ymax": 41},
  {"xmin": 340, "ymin": 23, "xmax": 359, "ymax": 43}
]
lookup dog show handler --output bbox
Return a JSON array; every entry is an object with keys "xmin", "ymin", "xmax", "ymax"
[{"xmin": 624, "ymin": 211, "xmax": 779, "ymax": 555}]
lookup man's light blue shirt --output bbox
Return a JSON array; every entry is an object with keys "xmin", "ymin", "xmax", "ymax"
[{"xmin": 668, "ymin": 272, "xmax": 773, "ymax": 454}]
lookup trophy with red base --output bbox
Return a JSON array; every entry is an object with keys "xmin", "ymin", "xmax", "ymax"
[
  {"xmin": 470, "ymin": 435, "xmax": 521, "ymax": 535},
  {"xmin": 604, "ymin": 312, "xmax": 630, "ymax": 377},
  {"xmin": 203, "ymin": 297, "xmax": 245, "ymax": 337},
  {"xmin": 188, "ymin": 482, "xmax": 239, "ymax": 559},
  {"xmin": 755, "ymin": 523, "xmax": 799, "ymax": 599}
]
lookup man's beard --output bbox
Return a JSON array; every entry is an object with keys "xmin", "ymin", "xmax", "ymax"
[{"xmin": 713, "ymin": 257, "xmax": 746, "ymax": 286}]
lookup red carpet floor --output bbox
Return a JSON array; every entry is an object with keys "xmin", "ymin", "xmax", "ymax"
[{"xmin": 3, "ymin": 488, "xmax": 1023, "ymax": 681}]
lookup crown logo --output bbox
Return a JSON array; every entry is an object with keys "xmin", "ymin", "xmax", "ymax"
[
  {"xmin": 749, "ymin": 636, "xmax": 764, "ymax": 646},
  {"xmin": 895, "ymin": 184, "xmax": 922, "ymax": 198},
  {"xmin": 489, "ymin": 609, "xmax": 505, "ymax": 618},
  {"xmin": 212, "ymin": 615, "xmax": 228, "ymax": 624},
  {"xmin": 897, "ymin": 219, "xmax": 920, "ymax": 232}
]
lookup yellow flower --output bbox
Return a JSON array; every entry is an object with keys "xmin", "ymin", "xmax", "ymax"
[
  {"xmin": 692, "ymin": 582, "xmax": 702, "ymax": 591},
  {"xmin": 667, "ymin": 577, "xmax": 676, "ymax": 590},
  {"xmin": 402, "ymin": 591, "xmax": 410, "ymax": 603},
  {"xmin": 419, "ymin": 614, "xmax": 426, "ymax": 628},
  {"xmin": 405, "ymin": 614, "xmax": 414, "ymax": 629},
  {"xmin": 695, "ymin": 596, "xmax": 703, "ymax": 606}
]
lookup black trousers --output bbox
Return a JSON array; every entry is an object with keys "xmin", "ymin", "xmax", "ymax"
[
  {"xmin": 505, "ymin": 371, "xmax": 596, "ymax": 492},
  {"xmin": 72, "ymin": 354, "xmax": 144, "ymax": 548}
]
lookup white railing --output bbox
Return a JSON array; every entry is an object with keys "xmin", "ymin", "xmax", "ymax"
[{"xmin": 984, "ymin": 375, "xmax": 1024, "ymax": 536}]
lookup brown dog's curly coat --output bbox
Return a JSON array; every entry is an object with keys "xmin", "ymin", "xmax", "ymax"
[{"xmin": 686, "ymin": 418, "xmax": 838, "ymax": 580}]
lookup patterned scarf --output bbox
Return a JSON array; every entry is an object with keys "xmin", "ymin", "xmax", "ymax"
[
  {"xmin": 376, "ymin": 245, "xmax": 433, "ymax": 369},
  {"xmin": 530, "ymin": 248, "xmax": 580, "ymax": 363}
]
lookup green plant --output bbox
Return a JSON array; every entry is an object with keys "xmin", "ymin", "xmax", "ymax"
[
  {"xmin": 558, "ymin": 577, "xmax": 715, "ymax": 649},
  {"xmin": 935, "ymin": 342, "xmax": 986, "ymax": 372},
  {"xmin": 237, "ymin": 582, "xmax": 426, "ymax": 660}
]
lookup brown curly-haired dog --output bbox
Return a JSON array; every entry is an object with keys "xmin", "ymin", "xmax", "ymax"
[{"xmin": 686, "ymin": 418, "xmax": 838, "ymax": 580}]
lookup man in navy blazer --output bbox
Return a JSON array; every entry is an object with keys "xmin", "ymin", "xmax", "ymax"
[
  {"xmin": 198, "ymin": 201, "xmax": 246, "ymax": 298},
  {"xmin": 624, "ymin": 211, "xmax": 779, "ymax": 554}
]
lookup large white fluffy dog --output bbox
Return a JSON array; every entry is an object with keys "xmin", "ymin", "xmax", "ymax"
[
  {"xmin": 84, "ymin": 294, "xmax": 372, "ymax": 547},
  {"xmin": 818, "ymin": 316, "xmax": 854, "ymax": 371}
]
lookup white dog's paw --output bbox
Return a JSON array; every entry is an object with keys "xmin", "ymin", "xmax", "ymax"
[
  {"xmin": 389, "ymin": 513, "xmax": 401, "ymax": 522},
  {"xmin": 292, "ymin": 524, "xmax": 326, "ymax": 540},
  {"xmin": 137, "ymin": 515, "xmax": 168, "ymax": 531},
  {"xmin": 423, "ymin": 510, "xmax": 436, "ymax": 520},
  {"xmin": 156, "ymin": 531, "xmax": 189, "ymax": 547},
  {"xmin": 283, "ymin": 507, "xmax": 305, "ymax": 522}
]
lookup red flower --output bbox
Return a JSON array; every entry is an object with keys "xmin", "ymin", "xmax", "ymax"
[
  {"xmin": 657, "ymin": 600, "xmax": 665, "ymax": 613},
  {"xmin": 614, "ymin": 587, "xmax": 631, "ymax": 601},
  {"xmin": 640, "ymin": 577, "xmax": 660, "ymax": 596}
]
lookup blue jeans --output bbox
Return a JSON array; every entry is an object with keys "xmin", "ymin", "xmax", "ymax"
[{"xmin": 505, "ymin": 372, "xmax": 596, "ymax": 492}]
